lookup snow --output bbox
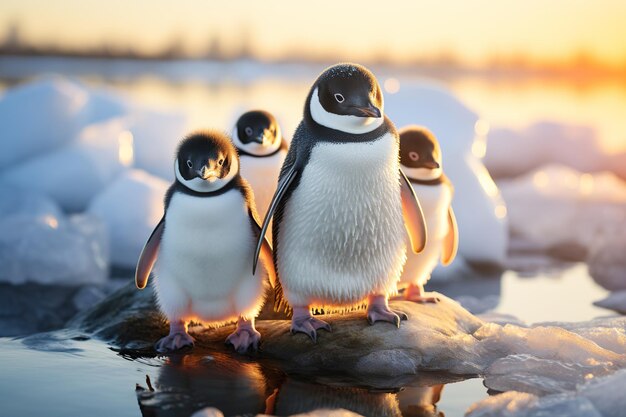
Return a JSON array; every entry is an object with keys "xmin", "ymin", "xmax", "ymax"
[
  {"xmin": 386, "ymin": 81, "xmax": 508, "ymax": 267},
  {"xmin": 499, "ymin": 164, "xmax": 626, "ymax": 256},
  {"xmin": 87, "ymin": 169, "xmax": 168, "ymax": 268},
  {"xmin": 485, "ymin": 121, "xmax": 626, "ymax": 181},
  {"xmin": 466, "ymin": 369, "xmax": 626, "ymax": 417}
]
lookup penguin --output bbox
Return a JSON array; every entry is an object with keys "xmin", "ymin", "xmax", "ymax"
[
  {"xmin": 135, "ymin": 130, "xmax": 276, "ymax": 353},
  {"xmin": 253, "ymin": 63, "xmax": 427, "ymax": 342},
  {"xmin": 396, "ymin": 126, "xmax": 458, "ymax": 302},
  {"xmin": 232, "ymin": 110, "xmax": 289, "ymax": 222}
]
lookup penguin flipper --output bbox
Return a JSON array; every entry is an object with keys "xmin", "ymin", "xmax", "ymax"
[
  {"xmin": 249, "ymin": 213, "xmax": 278, "ymax": 288},
  {"xmin": 252, "ymin": 165, "xmax": 299, "ymax": 274},
  {"xmin": 400, "ymin": 169, "xmax": 427, "ymax": 253},
  {"xmin": 135, "ymin": 216, "xmax": 165, "ymax": 289},
  {"xmin": 441, "ymin": 206, "xmax": 459, "ymax": 265}
]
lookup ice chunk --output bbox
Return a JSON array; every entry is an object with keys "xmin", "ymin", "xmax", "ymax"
[
  {"xmin": 0, "ymin": 77, "xmax": 88, "ymax": 169},
  {"xmin": 537, "ymin": 317, "xmax": 626, "ymax": 355},
  {"xmin": 0, "ymin": 118, "xmax": 133, "ymax": 212},
  {"xmin": 0, "ymin": 184, "xmax": 62, "ymax": 219},
  {"xmin": 499, "ymin": 164, "xmax": 626, "ymax": 256},
  {"xmin": 484, "ymin": 354, "xmax": 613, "ymax": 395},
  {"xmin": 191, "ymin": 408, "xmax": 224, "ymax": 417},
  {"xmin": 130, "ymin": 110, "xmax": 189, "ymax": 181},
  {"xmin": 88, "ymin": 169, "xmax": 168, "ymax": 268},
  {"xmin": 588, "ymin": 232, "xmax": 626, "ymax": 291},
  {"xmin": 466, "ymin": 369, "xmax": 626, "ymax": 417},
  {"xmin": 465, "ymin": 391, "xmax": 601, "ymax": 417},
  {"xmin": 594, "ymin": 291, "xmax": 626, "ymax": 314},
  {"xmin": 0, "ymin": 212, "xmax": 108, "ymax": 285},
  {"xmin": 485, "ymin": 122, "xmax": 605, "ymax": 179},
  {"xmin": 386, "ymin": 82, "xmax": 508, "ymax": 267}
]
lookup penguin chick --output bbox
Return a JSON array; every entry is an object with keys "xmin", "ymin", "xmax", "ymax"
[
  {"xmin": 135, "ymin": 130, "xmax": 276, "ymax": 353},
  {"xmin": 232, "ymin": 110, "xmax": 288, "ymax": 229},
  {"xmin": 253, "ymin": 63, "xmax": 427, "ymax": 342},
  {"xmin": 396, "ymin": 126, "xmax": 458, "ymax": 303}
]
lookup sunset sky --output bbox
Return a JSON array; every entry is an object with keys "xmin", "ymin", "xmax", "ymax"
[{"xmin": 1, "ymin": 0, "xmax": 626, "ymax": 66}]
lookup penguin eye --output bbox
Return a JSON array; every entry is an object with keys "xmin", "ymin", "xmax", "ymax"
[
  {"xmin": 245, "ymin": 127, "xmax": 253, "ymax": 136},
  {"xmin": 334, "ymin": 93, "xmax": 345, "ymax": 103},
  {"xmin": 218, "ymin": 158, "xmax": 224, "ymax": 166},
  {"xmin": 409, "ymin": 152, "xmax": 419, "ymax": 161},
  {"xmin": 186, "ymin": 160, "xmax": 193, "ymax": 168}
]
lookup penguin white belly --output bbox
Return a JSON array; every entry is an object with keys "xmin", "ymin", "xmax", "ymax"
[
  {"xmin": 400, "ymin": 182, "xmax": 452, "ymax": 287},
  {"xmin": 277, "ymin": 133, "xmax": 406, "ymax": 308},
  {"xmin": 240, "ymin": 152, "xmax": 285, "ymax": 219},
  {"xmin": 154, "ymin": 190, "xmax": 264, "ymax": 323}
]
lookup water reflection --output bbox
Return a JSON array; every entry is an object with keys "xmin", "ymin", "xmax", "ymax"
[
  {"xmin": 136, "ymin": 353, "xmax": 271, "ymax": 416},
  {"xmin": 135, "ymin": 351, "xmax": 453, "ymax": 417}
]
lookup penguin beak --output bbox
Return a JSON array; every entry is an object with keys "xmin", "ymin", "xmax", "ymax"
[
  {"xmin": 353, "ymin": 103, "xmax": 381, "ymax": 118},
  {"xmin": 421, "ymin": 161, "xmax": 440, "ymax": 170},
  {"xmin": 197, "ymin": 166, "xmax": 219, "ymax": 182},
  {"xmin": 253, "ymin": 129, "xmax": 269, "ymax": 145}
]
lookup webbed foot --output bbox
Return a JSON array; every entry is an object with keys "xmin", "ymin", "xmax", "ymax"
[
  {"xmin": 290, "ymin": 306, "xmax": 331, "ymax": 343},
  {"xmin": 405, "ymin": 284, "xmax": 440, "ymax": 303},
  {"xmin": 367, "ymin": 294, "xmax": 408, "ymax": 328},
  {"xmin": 226, "ymin": 317, "xmax": 261, "ymax": 354},
  {"xmin": 155, "ymin": 320, "xmax": 194, "ymax": 352}
]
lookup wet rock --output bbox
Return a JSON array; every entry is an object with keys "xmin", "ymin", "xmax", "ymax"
[{"xmin": 70, "ymin": 283, "xmax": 486, "ymax": 377}]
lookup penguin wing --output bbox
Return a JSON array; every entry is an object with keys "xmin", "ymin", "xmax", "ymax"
[
  {"xmin": 252, "ymin": 164, "xmax": 299, "ymax": 274},
  {"xmin": 135, "ymin": 216, "xmax": 165, "ymax": 289},
  {"xmin": 249, "ymin": 212, "xmax": 278, "ymax": 288},
  {"xmin": 441, "ymin": 206, "xmax": 459, "ymax": 265},
  {"xmin": 400, "ymin": 168, "xmax": 427, "ymax": 253}
]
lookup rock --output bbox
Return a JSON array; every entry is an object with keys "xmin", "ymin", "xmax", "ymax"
[{"xmin": 70, "ymin": 283, "xmax": 486, "ymax": 377}]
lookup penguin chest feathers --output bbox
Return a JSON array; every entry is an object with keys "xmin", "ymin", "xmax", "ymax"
[
  {"xmin": 277, "ymin": 132, "xmax": 406, "ymax": 306},
  {"xmin": 156, "ymin": 189, "xmax": 262, "ymax": 320}
]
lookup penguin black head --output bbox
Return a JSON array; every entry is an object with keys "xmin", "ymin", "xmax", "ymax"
[
  {"xmin": 399, "ymin": 126, "xmax": 443, "ymax": 181},
  {"xmin": 307, "ymin": 63, "xmax": 384, "ymax": 134},
  {"xmin": 232, "ymin": 110, "xmax": 282, "ymax": 156},
  {"xmin": 174, "ymin": 130, "xmax": 240, "ymax": 192}
]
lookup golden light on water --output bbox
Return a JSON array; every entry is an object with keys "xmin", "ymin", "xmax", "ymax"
[
  {"xmin": 384, "ymin": 78, "xmax": 400, "ymax": 94},
  {"xmin": 118, "ymin": 130, "xmax": 134, "ymax": 167}
]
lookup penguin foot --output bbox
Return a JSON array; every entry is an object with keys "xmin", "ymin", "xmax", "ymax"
[
  {"xmin": 290, "ymin": 307, "xmax": 331, "ymax": 343},
  {"xmin": 226, "ymin": 317, "xmax": 261, "ymax": 354},
  {"xmin": 155, "ymin": 332, "xmax": 195, "ymax": 353},
  {"xmin": 367, "ymin": 294, "xmax": 408, "ymax": 328},
  {"xmin": 404, "ymin": 284, "xmax": 439, "ymax": 303},
  {"xmin": 406, "ymin": 294, "xmax": 440, "ymax": 303}
]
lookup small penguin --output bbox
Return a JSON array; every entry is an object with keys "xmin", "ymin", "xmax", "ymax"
[
  {"xmin": 135, "ymin": 131, "xmax": 276, "ymax": 353},
  {"xmin": 397, "ymin": 126, "xmax": 458, "ymax": 302},
  {"xmin": 232, "ymin": 110, "xmax": 288, "ymax": 222},
  {"xmin": 253, "ymin": 63, "xmax": 427, "ymax": 341}
]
